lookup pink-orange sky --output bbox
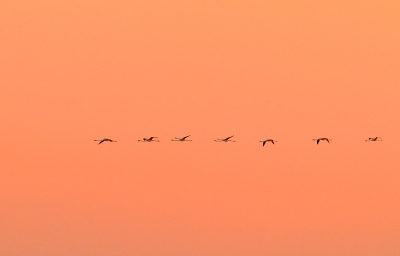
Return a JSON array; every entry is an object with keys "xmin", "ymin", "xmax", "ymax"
[{"xmin": 1, "ymin": 1, "xmax": 400, "ymax": 255}]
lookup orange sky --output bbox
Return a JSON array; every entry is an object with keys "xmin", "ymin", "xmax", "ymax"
[{"xmin": 1, "ymin": 1, "xmax": 400, "ymax": 255}]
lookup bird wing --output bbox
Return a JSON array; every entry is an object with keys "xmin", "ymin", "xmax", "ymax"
[
  {"xmin": 316, "ymin": 139, "xmax": 320, "ymax": 144},
  {"xmin": 271, "ymin": 140, "xmax": 274, "ymax": 144},
  {"xmin": 182, "ymin": 135, "xmax": 190, "ymax": 140},
  {"xmin": 262, "ymin": 141, "xmax": 266, "ymax": 146}
]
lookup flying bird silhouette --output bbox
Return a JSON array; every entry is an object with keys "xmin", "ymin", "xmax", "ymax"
[
  {"xmin": 260, "ymin": 139, "xmax": 277, "ymax": 146},
  {"xmin": 138, "ymin": 137, "xmax": 160, "ymax": 142},
  {"xmin": 313, "ymin": 138, "xmax": 331, "ymax": 144},
  {"xmin": 365, "ymin": 137, "xmax": 382, "ymax": 142},
  {"xmin": 214, "ymin": 135, "xmax": 235, "ymax": 142},
  {"xmin": 171, "ymin": 135, "xmax": 192, "ymax": 141},
  {"xmin": 94, "ymin": 138, "xmax": 117, "ymax": 144}
]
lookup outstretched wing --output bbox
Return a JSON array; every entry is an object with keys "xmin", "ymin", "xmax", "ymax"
[
  {"xmin": 182, "ymin": 135, "xmax": 191, "ymax": 140},
  {"xmin": 262, "ymin": 141, "xmax": 266, "ymax": 146}
]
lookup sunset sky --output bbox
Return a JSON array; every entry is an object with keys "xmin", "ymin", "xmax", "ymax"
[{"xmin": 1, "ymin": 1, "xmax": 400, "ymax": 255}]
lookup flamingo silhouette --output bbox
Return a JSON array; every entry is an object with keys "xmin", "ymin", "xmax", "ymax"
[
  {"xmin": 260, "ymin": 139, "xmax": 277, "ymax": 146},
  {"xmin": 138, "ymin": 137, "xmax": 160, "ymax": 142},
  {"xmin": 365, "ymin": 137, "xmax": 382, "ymax": 142},
  {"xmin": 171, "ymin": 135, "xmax": 192, "ymax": 141},
  {"xmin": 214, "ymin": 135, "xmax": 235, "ymax": 142},
  {"xmin": 94, "ymin": 138, "xmax": 117, "ymax": 144},
  {"xmin": 313, "ymin": 138, "xmax": 331, "ymax": 144}
]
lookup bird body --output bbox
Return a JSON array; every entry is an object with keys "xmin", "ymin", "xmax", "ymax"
[
  {"xmin": 365, "ymin": 137, "xmax": 382, "ymax": 142},
  {"xmin": 171, "ymin": 135, "xmax": 192, "ymax": 141},
  {"xmin": 138, "ymin": 137, "xmax": 160, "ymax": 142},
  {"xmin": 214, "ymin": 135, "xmax": 235, "ymax": 142},
  {"xmin": 313, "ymin": 138, "xmax": 331, "ymax": 144},
  {"xmin": 94, "ymin": 138, "xmax": 117, "ymax": 144},
  {"xmin": 260, "ymin": 139, "xmax": 277, "ymax": 146}
]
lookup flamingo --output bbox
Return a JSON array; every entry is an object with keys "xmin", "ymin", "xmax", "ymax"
[
  {"xmin": 94, "ymin": 138, "xmax": 117, "ymax": 144},
  {"xmin": 171, "ymin": 135, "xmax": 192, "ymax": 141},
  {"xmin": 313, "ymin": 138, "xmax": 331, "ymax": 144},
  {"xmin": 365, "ymin": 137, "xmax": 382, "ymax": 142},
  {"xmin": 214, "ymin": 135, "xmax": 235, "ymax": 142},
  {"xmin": 260, "ymin": 139, "xmax": 277, "ymax": 146},
  {"xmin": 138, "ymin": 137, "xmax": 160, "ymax": 142}
]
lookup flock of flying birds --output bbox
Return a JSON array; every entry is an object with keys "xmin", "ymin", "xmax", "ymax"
[{"xmin": 94, "ymin": 136, "xmax": 383, "ymax": 146}]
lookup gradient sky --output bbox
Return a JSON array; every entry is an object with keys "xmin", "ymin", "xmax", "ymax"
[{"xmin": 1, "ymin": 1, "xmax": 400, "ymax": 255}]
